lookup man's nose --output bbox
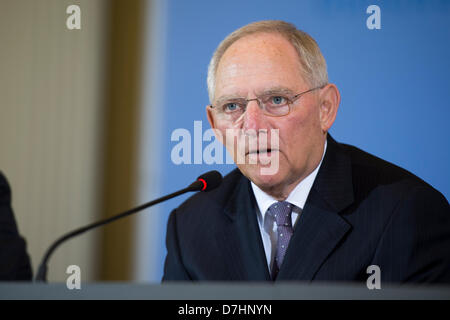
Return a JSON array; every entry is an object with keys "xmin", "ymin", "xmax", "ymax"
[{"xmin": 241, "ymin": 99, "xmax": 268, "ymax": 131}]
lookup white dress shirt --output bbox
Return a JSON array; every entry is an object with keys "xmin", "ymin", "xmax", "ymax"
[{"xmin": 251, "ymin": 140, "xmax": 327, "ymax": 272}]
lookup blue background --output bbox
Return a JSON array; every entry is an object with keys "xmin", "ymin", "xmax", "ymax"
[{"xmin": 151, "ymin": 0, "xmax": 450, "ymax": 280}]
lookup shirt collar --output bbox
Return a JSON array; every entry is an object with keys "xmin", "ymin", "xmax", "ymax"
[{"xmin": 251, "ymin": 139, "xmax": 327, "ymax": 218}]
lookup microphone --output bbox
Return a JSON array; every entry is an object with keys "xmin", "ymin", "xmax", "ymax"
[
  {"xmin": 187, "ymin": 170, "xmax": 222, "ymax": 192},
  {"xmin": 35, "ymin": 170, "xmax": 223, "ymax": 282}
]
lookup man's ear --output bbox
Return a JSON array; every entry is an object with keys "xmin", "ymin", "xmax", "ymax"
[
  {"xmin": 318, "ymin": 83, "xmax": 340, "ymax": 133},
  {"xmin": 206, "ymin": 105, "xmax": 225, "ymax": 144},
  {"xmin": 206, "ymin": 105, "xmax": 216, "ymax": 129}
]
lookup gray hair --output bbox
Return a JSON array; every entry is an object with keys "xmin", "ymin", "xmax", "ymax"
[{"xmin": 207, "ymin": 20, "xmax": 328, "ymax": 103}]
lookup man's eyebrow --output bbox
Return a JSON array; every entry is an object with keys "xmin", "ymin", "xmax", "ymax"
[
  {"xmin": 214, "ymin": 87, "xmax": 295, "ymax": 105},
  {"xmin": 214, "ymin": 94, "xmax": 246, "ymax": 105},
  {"xmin": 256, "ymin": 87, "xmax": 295, "ymax": 96}
]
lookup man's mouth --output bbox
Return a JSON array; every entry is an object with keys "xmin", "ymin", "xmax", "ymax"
[{"xmin": 246, "ymin": 148, "xmax": 279, "ymax": 156}]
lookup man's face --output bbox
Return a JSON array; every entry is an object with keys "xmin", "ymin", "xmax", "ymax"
[{"xmin": 207, "ymin": 33, "xmax": 331, "ymax": 198}]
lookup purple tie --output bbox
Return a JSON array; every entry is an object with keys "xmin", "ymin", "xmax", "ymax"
[{"xmin": 268, "ymin": 201, "xmax": 294, "ymax": 279}]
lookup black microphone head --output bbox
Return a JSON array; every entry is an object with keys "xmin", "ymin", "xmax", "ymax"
[{"xmin": 196, "ymin": 170, "xmax": 223, "ymax": 192}]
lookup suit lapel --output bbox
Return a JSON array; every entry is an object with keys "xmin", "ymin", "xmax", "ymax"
[
  {"xmin": 215, "ymin": 175, "xmax": 271, "ymax": 281},
  {"xmin": 277, "ymin": 135, "xmax": 354, "ymax": 281},
  {"xmin": 276, "ymin": 188, "xmax": 351, "ymax": 280}
]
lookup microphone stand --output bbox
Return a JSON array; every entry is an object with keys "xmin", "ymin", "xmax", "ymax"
[{"xmin": 35, "ymin": 183, "xmax": 201, "ymax": 282}]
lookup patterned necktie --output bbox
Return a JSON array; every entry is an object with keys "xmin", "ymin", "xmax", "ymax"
[{"xmin": 267, "ymin": 201, "xmax": 294, "ymax": 280}]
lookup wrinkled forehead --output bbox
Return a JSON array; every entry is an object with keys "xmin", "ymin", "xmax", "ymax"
[{"xmin": 214, "ymin": 33, "xmax": 306, "ymax": 100}]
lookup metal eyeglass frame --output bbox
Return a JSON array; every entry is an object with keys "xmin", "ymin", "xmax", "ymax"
[{"xmin": 209, "ymin": 84, "xmax": 327, "ymax": 120}]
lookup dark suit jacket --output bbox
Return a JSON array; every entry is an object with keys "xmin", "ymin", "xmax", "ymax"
[
  {"xmin": 0, "ymin": 172, "xmax": 33, "ymax": 280},
  {"xmin": 163, "ymin": 135, "xmax": 450, "ymax": 283}
]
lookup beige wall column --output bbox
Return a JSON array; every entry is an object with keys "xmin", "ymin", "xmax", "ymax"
[
  {"xmin": 0, "ymin": 0, "xmax": 108, "ymax": 281},
  {"xmin": 99, "ymin": 0, "xmax": 146, "ymax": 281},
  {"xmin": 0, "ymin": 0, "xmax": 148, "ymax": 281}
]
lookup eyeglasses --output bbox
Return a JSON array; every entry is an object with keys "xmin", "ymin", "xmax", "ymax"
[{"xmin": 209, "ymin": 84, "xmax": 326, "ymax": 124}]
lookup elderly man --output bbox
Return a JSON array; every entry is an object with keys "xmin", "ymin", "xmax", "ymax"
[{"xmin": 163, "ymin": 20, "xmax": 450, "ymax": 282}]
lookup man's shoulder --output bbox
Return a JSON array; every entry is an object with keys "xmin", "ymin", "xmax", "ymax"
[{"xmin": 336, "ymin": 140, "xmax": 447, "ymax": 204}]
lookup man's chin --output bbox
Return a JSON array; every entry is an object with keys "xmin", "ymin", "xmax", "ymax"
[{"xmin": 239, "ymin": 165, "xmax": 285, "ymax": 190}]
